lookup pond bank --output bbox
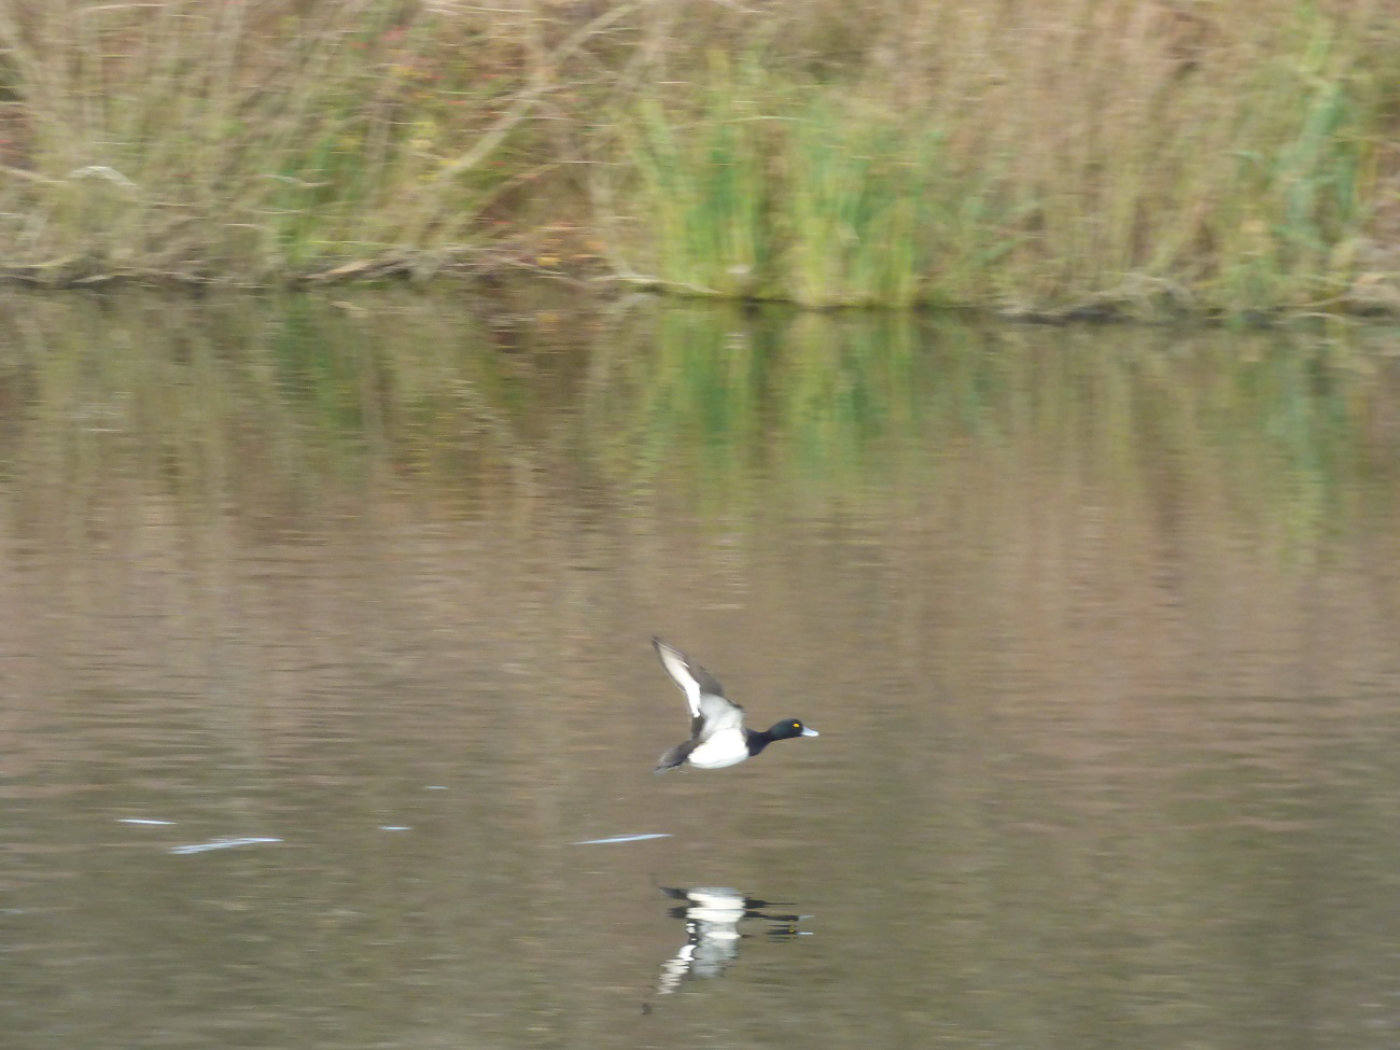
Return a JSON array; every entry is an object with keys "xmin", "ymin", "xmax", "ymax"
[{"xmin": 1, "ymin": 3, "xmax": 1397, "ymax": 321}]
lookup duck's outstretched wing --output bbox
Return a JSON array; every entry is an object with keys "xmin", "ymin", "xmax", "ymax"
[
  {"xmin": 652, "ymin": 637, "xmax": 727, "ymax": 719},
  {"xmin": 654, "ymin": 740, "xmax": 694, "ymax": 773}
]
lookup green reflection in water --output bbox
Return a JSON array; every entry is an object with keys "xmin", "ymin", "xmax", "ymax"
[
  {"xmin": 0, "ymin": 291, "xmax": 1395, "ymax": 549},
  {"xmin": 1, "ymin": 289, "xmax": 1399, "ymax": 1050},
  {"xmin": 579, "ymin": 303, "xmax": 1398, "ymax": 550}
]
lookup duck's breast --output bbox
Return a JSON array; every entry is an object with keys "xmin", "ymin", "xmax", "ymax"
[{"xmin": 686, "ymin": 728, "xmax": 750, "ymax": 769}]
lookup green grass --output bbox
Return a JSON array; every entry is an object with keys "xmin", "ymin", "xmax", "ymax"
[
  {"xmin": 0, "ymin": 2, "xmax": 538, "ymax": 280},
  {"xmin": 623, "ymin": 58, "xmax": 772, "ymax": 297},
  {"xmin": 781, "ymin": 98, "xmax": 934, "ymax": 307},
  {"xmin": 602, "ymin": 2, "xmax": 1397, "ymax": 317},
  {"xmin": 0, "ymin": 0, "xmax": 1397, "ymax": 318}
]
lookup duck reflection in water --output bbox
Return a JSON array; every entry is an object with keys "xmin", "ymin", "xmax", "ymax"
[{"xmin": 653, "ymin": 885, "xmax": 808, "ymax": 997}]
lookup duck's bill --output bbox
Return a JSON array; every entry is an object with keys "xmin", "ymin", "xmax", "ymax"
[{"xmin": 801, "ymin": 727, "xmax": 820, "ymax": 737}]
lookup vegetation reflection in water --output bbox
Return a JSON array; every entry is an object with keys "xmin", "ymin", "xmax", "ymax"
[
  {"xmin": 583, "ymin": 301, "xmax": 1399, "ymax": 544},
  {"xmin": 2, "ymin": 290, "xmax": 1400, "ymax": 1047},
  {"xmin": 0, "ymin": 290, "xmax": 1396, "ymax": 542}
]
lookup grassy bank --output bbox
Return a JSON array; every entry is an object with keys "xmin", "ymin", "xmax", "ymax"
[{"xmin": 1, "ymin": 1, "xmax": 1397, "ymax": 318}]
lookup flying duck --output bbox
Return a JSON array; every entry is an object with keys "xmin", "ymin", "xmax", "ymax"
[{"xmin": 652, "ymin": 637, "xmax": 818, "ymax": 772}]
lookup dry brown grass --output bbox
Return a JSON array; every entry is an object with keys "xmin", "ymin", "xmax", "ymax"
[{"xmin": 0, "ymin": 0, "xmax": 1396, "ymax": 314}]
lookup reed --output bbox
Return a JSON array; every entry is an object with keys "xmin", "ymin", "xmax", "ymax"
[
  {"xmin": 0, "ymin": 0, "xmax": 581, "ymax": 281},
  {"xmin": 0, "ymin": 0, "xmax": 1395, "ymax": 316},
  {"xmin": 621, "ymin": 57, "xmax": 772, "ymax": 297},
  {"xmin": 780, "ymin": 98, "xmax": 933, "ymax": 308},
  {"xmin": 1, "ymin": 3, "xmax": 405, "ymax": 277},
  {"xmin": 592, "ymin": 0, "xmax": 1398, "ymax": 316}
]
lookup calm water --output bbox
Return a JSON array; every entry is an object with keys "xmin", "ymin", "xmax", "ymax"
[{"xmin": 2, "ymin": 289, "xmax": 1400, "ymax": 1048}]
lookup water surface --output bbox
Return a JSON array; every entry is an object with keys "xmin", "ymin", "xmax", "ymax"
[{"xmin": 2, "ymin": 290, "xmax": 1399, "ymax": 1048}]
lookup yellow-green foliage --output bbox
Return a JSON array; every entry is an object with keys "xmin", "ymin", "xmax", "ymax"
[
  {"xmin": 0, "ymin": 1, "xmax": 536, "ymax": 279},
  {"xmin": 623, "ymin": 57, "xmax": 772, "ymax": 297},
  {"xmin": 606, "ymin": 0, "xmax": 1398, "ymax": 315},
  {"xmin": 781, "ymin": 98, "xmax": 935, "ymax": 308},
  {"xmin": 0, "ymin": 0, "xmax": 1396, "ymax": 316}
]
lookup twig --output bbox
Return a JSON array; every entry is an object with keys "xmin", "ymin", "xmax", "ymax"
[{"xmin": 428, "ymin": 2, "xmax": 639, "ymax": 187}]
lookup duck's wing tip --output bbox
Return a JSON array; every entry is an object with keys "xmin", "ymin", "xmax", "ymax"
[{"xmin": 654, "ymin": 741, "xmax": 692, "ymax": 773}]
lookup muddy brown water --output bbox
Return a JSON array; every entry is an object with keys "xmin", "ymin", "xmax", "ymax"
[{"xmin": 3, "ymin": 290, "xmax": 1399, "ymax": 1048}]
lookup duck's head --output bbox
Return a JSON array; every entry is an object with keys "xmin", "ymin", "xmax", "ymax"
[{"xmin": 767, "ymin": 719, "xmax": 819, "ymax": 741}]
